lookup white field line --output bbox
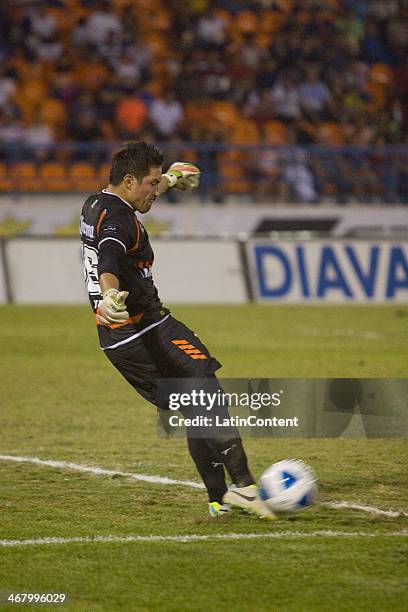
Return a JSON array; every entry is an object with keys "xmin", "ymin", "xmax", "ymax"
[
  {"xmin": 0, "ymin": 454, "xmax": 204, "ymax": 489},
  {"xmin": 1, "ymin": 454, "xmax": 407, "ymax": 518},
  {"xmin": 303, "ymin": 328, "xmax": 386, "ymax": 340},
  {"xmin": 1, "ymin": 531, "xmax": 407, "ymax": 548},
  {"xmin": 325, "ymin": 501, "xmax": 408, "ymax": 518}
]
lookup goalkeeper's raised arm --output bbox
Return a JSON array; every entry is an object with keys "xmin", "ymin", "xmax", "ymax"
[{"xmin": 161, "ymin": 162, "xmax": 201, "ymax": 193}]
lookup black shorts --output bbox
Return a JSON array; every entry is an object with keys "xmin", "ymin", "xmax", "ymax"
[{"xmin": 103, "ymin": 315, "xmax": 222, "ymax": 408}]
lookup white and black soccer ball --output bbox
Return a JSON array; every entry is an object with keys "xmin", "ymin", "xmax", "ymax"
[{"xmin": 259, "ymin": 459, "xmax": 318, "ymax": 513}]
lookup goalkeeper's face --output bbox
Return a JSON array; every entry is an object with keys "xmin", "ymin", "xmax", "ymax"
[{"xmin": 126, "ymin": 166, "xmax": 162, "ymax": 213}]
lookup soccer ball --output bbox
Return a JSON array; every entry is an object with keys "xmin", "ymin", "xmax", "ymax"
[{"xmin": 259, "ymin": 459, "xmax": 318, "ymax": 513}]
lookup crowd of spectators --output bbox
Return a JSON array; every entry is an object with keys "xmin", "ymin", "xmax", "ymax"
[{"xmin": 0, "ymin": 0, "xmax": 406, "ymax": 202}]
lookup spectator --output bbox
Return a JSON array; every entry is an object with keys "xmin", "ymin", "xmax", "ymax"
[
  {"xmin": 386, "ymin": 6, "xmax": 408, "ymax": 58},
  {"xmin": 52, "ymin": 61, "xmax": 79, "ymax": 105},
  {"xmin": 114, "ymin": 90, "xmax": 149, "ymax": 138},
  {"xmin": 28, "ymin": 5, "xmax": 58, "ymax": 40},
  {"xmin": 24, "ymin": 111, "xmax": 54, "ymax": 160},
  {"xmin": 0, "ymin": 109, "xmax": 24, "ymax": 160},
  {"xmin": 369, "ymin": 0, "xmax": 399, "ymax": 22},
  {"xmin": 199, "ymin": 49, "xmax": 231, "ymax": 98},
  {"xmin": 69, "ymin": 111, "xmax": 103, "ymax": 143},
  {"xmin": 196, "ymin": 8, "xmax": 228, "ymax": 48},
  {"xmin": 69, "ymin": 91, "xmax": 98, "ymax": 126},
  {"xmin": 272, "ymin": 73, "xmax": 302, "ymax": 121},
  {"xmin": 68, "ymin": 110, "xmax": 104, "ymax": 162},
  {"xmin": 235, "ymin": 33, "xmax": 267, "ymax": 74},
  {"xmin": 250, "ymin": 147, "xmax": 289, "ymax": 203},
  {"xmin": 71, "ymin": 16, "xmax": 88, "ymax": 48},
  {"xmin": 32, "ymin": 33, "xmax": 63, "ymax": 63},
  {"xmin": 85, "ymin": 0, "xmax": 122, "ymax": 48},
  {"xmin": 298, "ymin": 66, "xmax": 332, "ymax": 118},
  {"xmin": 125, "ymin": 43, "xmax": 153, "ymax": 75},
  {"xmin": 0, "ymin": 68, "xmax": 16, "ymax": 110},
  {"xmin": 113, "ymin": 49, "xmax": 142, "ymax": 90},
  {"xmin": 361, "ymin": 20, "xmax": 390, "ymax": 64},
  {"xmin": 243, "ymin": 89, "xmax": 275, "ymax": 126},
  {"xmin": 256, "ymin": 58, "xmax": 278, "ymax": 91},
  {"xmin": 284, "ymin": 148, "xmax": 317, "ymax": 203},
  {"xmin": 150, "ymin": 90, "xmax": 184, "ymax": 139}
]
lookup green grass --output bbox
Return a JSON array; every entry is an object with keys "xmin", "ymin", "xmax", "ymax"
[{"xmin": 0, "ymin": 305, "xmax": 407, "ymax": 611}]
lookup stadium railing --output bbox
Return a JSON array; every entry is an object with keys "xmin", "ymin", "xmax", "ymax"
[{"xmin": 0, "ymin": 143, "xmax": 406, "ymax": 204}]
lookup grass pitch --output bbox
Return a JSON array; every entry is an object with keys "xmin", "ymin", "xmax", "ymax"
[{"xmin": 0, "ymin": 305, "xmax": 407, "ymax": 611}]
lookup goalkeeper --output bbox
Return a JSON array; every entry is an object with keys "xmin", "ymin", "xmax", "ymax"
[{"xmin": 80, "ymin": 142, "xmax": 274, "ymax": 520}]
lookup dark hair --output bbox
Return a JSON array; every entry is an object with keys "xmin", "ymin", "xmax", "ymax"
[{"xmin": 109, "ymin": 142, "xmax": 163, "ymax": 185}]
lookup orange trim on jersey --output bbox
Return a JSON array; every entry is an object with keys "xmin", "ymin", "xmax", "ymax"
[
  {"xmin": 171, "ymin": 339, "xmax": 208, "ymax": 360},
  {"xmin": 126, "ymin": 216, "xmax": 140, "ymax": 253},
  {"xmin": 96, "ymin": 209, "xmax": 107, "ymax": 236},
  {"xmin": 95, "ymin": 312, "xmax": 144, "ymax": 328}
]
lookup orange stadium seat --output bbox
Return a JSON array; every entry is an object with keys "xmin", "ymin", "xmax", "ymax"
[
  {"xmin": 40, "ymin": 98, "xmax": 67, "ymax": 128},
  {"xmin": 134, "ymin": 0, "xmax": 161, "ymax": 9},
  {"xmin": 48, "ymin": 6, "xmax": 73, "ymax": 37},
  {"xmin": 297, "ymin": 119, "xmax": 317, "ymax": 142},
  {"xmin": 256, "ymin": 32, "xmax": 274, "ymax": 48},
  {"xmin": 234, "ymin": 10, "xmax": 258, "ymax": 34},
  {"xmin": 100, "ymin": 118, "xmax": 116, "ymax": 141},
  {"xmin": 17, "ymin": 95, "xmax": 37, "ymax": 122},
  {"xmin": 318, "ymin": 122, "xmax": 344, "ymax": 145},
  {"xmin": 264, "ymin": 120, "xmax": 288, "ymax": 146},
  {"xmin": 67, "ymin": 0, "xmax": 89, "ymax": 20},
  {"xmin": 297, "ymin": 9, "xmax": 312, "ymax": 26},
  {"xmin": 111, "ymin": 0, "xmax": 132, "ymax": 8},
  {"xmin": 276, "ymin": 0, "xmax": 295, "ymax": 13},
  {"xmin": 9, "ymin": 52, "xmax": 32, "ymax": 82},
  {"xmin": 366, "ymin": 81, "xmax": 387, "ymax": 112},
  {"xmin": 218, "ymin": 150, "xmax": 248, "ymax": 193},
  {"xmin": 142, "ymin": 33, "xmax": 170, "ymax": 57},
  {"xmin": 184, "ymin": 101, "xmax": 209, "ymax": 130},
  {"xmin": 70, "ymin": 163, "xmax": 100, "ymax": 192},
  {"xmin": 144, "ymin": 78, "xmax": 165, "ymax": 98},
  {"xmin": 231, "ymin": 119, "xmax": 260, "ymax": 145},
  {"xmin": 174, "ymin": 148, "xmax": 197, "ymax": 165},
  {"xmin": 75, "ymin": 62, "xmax": 109, "ymax": 92},
  {"xmin": 259, "ymin": 10, "xmax": 285, "ymax": 34},
  {"xmin": 39, "ymin": 162, "xmax": 70, "ymax": 191},
  {"xmin": 369, "ymin": 63, "xmax": 394, "ymax": 87},
  {"xmin": 214, "ymin": 9, "xmax": 233, "ymax": 30},
  {"xmin": 0, "ymin": 163, "xmax": 12, "ymax": 192},
  {"xmin": 99, "ymin": 163, "xmax": 111, "ymax": 185},
  {"xmin": 21, "ymin": 78, "xmax": 47, "ymax": 105},
  {"xmin": 211, "ymin": 100, "xmax": 239, "ymax": 128},
  {"xmin": 11, "ymin": 163, "xmax": 40, "ymax": 192},
  {"xmin": 150, "ymin": 60, "xmax": 171, "ymax": 85},
  {"xmin": 151, "ymin": 8, "xmax": 171, "ymax": 31}
]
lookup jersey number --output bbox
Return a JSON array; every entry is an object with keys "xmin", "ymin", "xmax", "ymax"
[{"xmin": 82, "ymin": 244, "xmax": 101, "ymax": 307}]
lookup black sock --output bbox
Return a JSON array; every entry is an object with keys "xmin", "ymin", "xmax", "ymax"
[
  {"xmin": 186, "ymin": 436, "xmax": 228, "ymax": 503},
  {"xmin": 206, "ymin": 436, "xmax": 255, "ymax": 488}
]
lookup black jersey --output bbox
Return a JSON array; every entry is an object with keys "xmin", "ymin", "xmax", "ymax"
[{"xmin": 80, "ymin": 190, "xmax": 169, "ymax": 349}]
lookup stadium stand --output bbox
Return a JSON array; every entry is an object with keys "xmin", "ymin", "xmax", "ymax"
[{"xmin": 0, "ymin": 0, "xmax": 406, "ymax": 202}]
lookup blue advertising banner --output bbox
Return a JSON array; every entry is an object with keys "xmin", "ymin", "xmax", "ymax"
[{"xmin": 248, "ymin": 241, "xmax": 408, "ymax": 303}]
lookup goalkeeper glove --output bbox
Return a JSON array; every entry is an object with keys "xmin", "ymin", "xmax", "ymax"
[
  {"xmin": 163, "ymin": 162, "xmax": 201, "ymax": 191},
  {"xmin": 96, "ymin": 288, "xmax": 129, "ymax": 325}
]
